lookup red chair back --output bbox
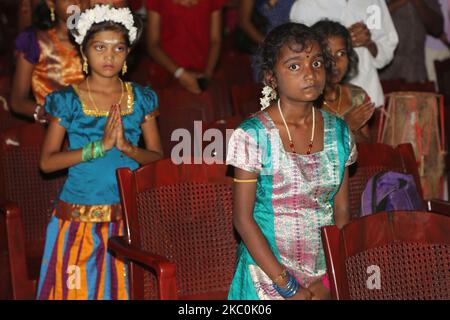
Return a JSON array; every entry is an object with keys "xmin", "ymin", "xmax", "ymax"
[
  {"xmin": 231, "ymin": 82, "xmax": 261, "ymax": 118},
  {"xmin": 116, "ymin": 159, "xmax": 237, "ymax": 299},
  {"xmin": 0, "ymin": 123, "xmax": 66, "ymax": 299},
  {"xmin": 434, "ymin": 58, "xmax": 450, "ymax": 198},
  {"xmin": 0, "ymin": 94, "xmax": 29, "ymax": 134},
  {"xmin": 216, "ymin": 51, "xmax": 253, "ymax": 87},
  {"xmin": 321, "ymin": 211, "xmax": 450, "ymax": 300},
  {"xmin": 381, "ymin": 79, "xmax": 436, "ymax": 95},
  {"xmin": 202, "ymin": 115, "xmax": 243, "ymax": 163},
  {"xmin": 156, "ymin": 87, "xmax": 218, "ymax": 157},
  {"xmin": 349, "ymin": 143, "xmax": 422, "ymax": 220}
]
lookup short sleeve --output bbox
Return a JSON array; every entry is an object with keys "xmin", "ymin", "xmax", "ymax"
[
  {"xmin": 141, "ymin": 86, "xmax": 159, "ymax": 122},
  {"xmin": 345, "ymin": 130, "xmax": 357, "ymax": 167},
  {"xmin": 226, "ymin": 127, "xmax": 262, "ymax": 173},
  {"xmin": 146, "ymin": 0, "xmax": 162, "ymax": 12},
  {"xmin": 15, "ymin": 28, "xmax": 40, "ymax": 65},
  {"xmin": 44, "ymin": 92, "xmax": 72, "ymax": 129}
]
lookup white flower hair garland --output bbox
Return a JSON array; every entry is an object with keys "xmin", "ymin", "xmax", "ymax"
[{"xmin": 72, "ymin": 5, "xmax": 137, "ymax": 45}]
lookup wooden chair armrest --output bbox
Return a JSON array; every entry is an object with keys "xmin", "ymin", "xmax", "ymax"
[
  {"xmin": 108, "ymin": 236, "xmax": 177, "ymax": 299},
  {"xmin": 0, "ymin": 200, "xmax": 35, "ymax": 299},
  {"xmin": 426, "ymin": 199, "xmax": 450, "ymax": 217}
]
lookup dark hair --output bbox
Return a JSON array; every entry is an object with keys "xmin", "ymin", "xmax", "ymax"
[
  {"xmin": 257, "ymin": 22, "xmax": 332, "ymax": 106},
  {"xmin": 32, "ymin": 0, "xmax": 56, "ymax": 30},
  {"xmin": 312, "ymin": 19, "xmax": 359, "ymax": 82}
]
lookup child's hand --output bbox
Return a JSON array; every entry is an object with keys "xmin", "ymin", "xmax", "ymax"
[
  {"xmin": 102, "ymin": 104, "xmax": 119, "ymax": 151},
  {"xmin": 287, "ymin": 288, "xmax": 313, "ymax": 300},
  {"xmin": 114, "ymin": 104, "xmax": 131, "ymax": 152},
  {"xmin": 308, "ymin": 279, "xmax": 331, "ymax": 300},
  {"xmin": 344, "ymin": 101, "xmax": 375, "ymax": 132}
]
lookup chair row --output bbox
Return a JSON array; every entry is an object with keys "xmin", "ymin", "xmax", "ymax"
[{"xmin": 1, "ymin": 121, "xmax": 449, "ymax": 299}]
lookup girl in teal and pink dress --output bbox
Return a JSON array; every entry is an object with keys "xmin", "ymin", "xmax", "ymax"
[{"xmin": 226, "ymin": 23, "xmax": 356, "ymax": 300}]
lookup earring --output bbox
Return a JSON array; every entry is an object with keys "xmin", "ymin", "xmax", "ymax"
[
  {"xmin": 260, "ymin": 85, "xmax": 277, "ymax": 110},
  {"xmin": 83, "ymin": 59, "xmax": 88, "ymax": 74},
  {"xmin": 122, "ymin": 61, "xmax": 128, "ymax": 75},
  {"xmin": 50, "ymin": 7, "xmax": 55, "ymax": 22}
]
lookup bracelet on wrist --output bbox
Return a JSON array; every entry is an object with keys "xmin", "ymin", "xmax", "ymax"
[
  {"xmin": 273, "ymin": 269, "xmax": 289, "ymax": 287},
  {"xmin": 33, "ymin": 104, "xmax": 42, "ymax": 122},
  {"xmin": 272, "ymin": 270, "xmax": 300, "ymax": 299},
  {"xmin": 174, "ymin": 67, "xmax": 185, "ymax": 79},
  {"xmin": 81, "ymin": 140, "xmax": 106, "ymax": 162}
]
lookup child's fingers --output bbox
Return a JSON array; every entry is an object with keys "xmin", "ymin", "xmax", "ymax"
[
  {"xmin": 105, "ymin": 105, "xmax": 117, "ymax": 128},
  {"xmin": 105, "ymin": 106, "xmax": 119, "ymax": 135}
]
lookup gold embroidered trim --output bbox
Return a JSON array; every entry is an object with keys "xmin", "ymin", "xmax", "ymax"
[
  {"xmin": 143, "ymin": 109, "xmax": 160, "ymax": 122},
  {"xmin": 53, "ymin": 200, "xmax": 122, "ymax": 222},
  {"xmin": 72, "ymin": 82, "xmax": 134, "ymax": 117}
]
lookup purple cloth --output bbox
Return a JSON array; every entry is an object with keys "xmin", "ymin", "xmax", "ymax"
[{"xmin": 15, "ymin": 27, "xmax": 40, "ymax": 65}]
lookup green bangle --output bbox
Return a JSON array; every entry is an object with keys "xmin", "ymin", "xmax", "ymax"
[
  {"xmin": 92, "ymin": 140, "xmax": 105, "ymax": 159},
  {"xmin": 81, "ymin": 142, "xmax": 93, "ymax": 162},
  {"xmin": 81, "ymin": 140, "xmax": 105, "ymax": 162}
]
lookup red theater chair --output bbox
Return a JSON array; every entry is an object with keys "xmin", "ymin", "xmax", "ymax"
[
  {"xmin": 321, "ymin": 211, "xmax": 450, "ymax": 300},
  {"xmin": 0, "ymin": 123, "xmax": 66, "ymax": 299},
  {"xmin": 108, "ymin": 159, "xmax": 238, "ymax": 299}
]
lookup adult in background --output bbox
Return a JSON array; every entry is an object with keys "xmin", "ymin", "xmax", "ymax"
[
  {"xmin": 237, "ymin": 0, "xmax": 295, "ymax": 53},
  {"xmin": 380, "ymin": 0, "xmax": 443, "ymax": 83},
  {"xmin": 290, "ymin": 0, "xmax": 398, "ymax": 107},
  {"xmin": 145, "ymin": 0, "xmax": 225, "ymax": 94},
  {"xmin": 237, "ymin": 0, "xmax": 295, "ymax": 80}
]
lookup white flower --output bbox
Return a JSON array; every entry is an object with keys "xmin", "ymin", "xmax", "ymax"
[
  {"xmin": 73, "ymin": 5, "xmax": 137, "ymax": 45},
  {"xmin": 260, "ymin": 86, "xmax": 277, "ymax": 110}
]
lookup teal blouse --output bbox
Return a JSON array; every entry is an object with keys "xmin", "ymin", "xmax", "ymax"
[{"xmin": 44, "ymin": 82, "xmax": 158, "ymax": 205}]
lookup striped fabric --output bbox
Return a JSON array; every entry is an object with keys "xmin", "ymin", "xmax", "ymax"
[{"xmin": 36, "ymin": 214, "xmax": 129, "ymax": 300}]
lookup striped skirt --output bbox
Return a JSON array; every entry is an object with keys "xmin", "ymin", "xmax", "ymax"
[{"xmin": 36, "ymin": 214, "xmax": 129, "ymax": 300}]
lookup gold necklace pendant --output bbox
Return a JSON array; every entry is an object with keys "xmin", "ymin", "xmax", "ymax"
[
  {"xmin": 277, "ymin": 99, "xmax": 315, "ymax": 155},
  {"xmin": 86, "ymin": 77, "xmax": 125, "ymax": 112}
]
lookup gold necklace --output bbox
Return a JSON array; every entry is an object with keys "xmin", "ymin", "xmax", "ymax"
[
  {"xmin": 277, "ymin": 99, "xmax": 315, "ymax": 155},
  {"xmin": 86, "ymin": 77, "xmax": 124, "ymax": 111},
  {"xmin": 323, "ymin": 84, "xmax": 342, "ymax": 115}
]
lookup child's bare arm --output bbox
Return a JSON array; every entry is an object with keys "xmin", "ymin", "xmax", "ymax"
[
  {"xmin": 39, "ymin": 119, "xmax": 81, "ymax": 173},
  {"xmin": 115, "ymin": 114, "xmax": 163, "ymax": 165},
  {"xmin": 10, "ymin": 53, "xmax": 37, "ymax": 118},
  {"xmin": 333, "ymin": 167, "xmax": 351, "ymax": 229}
]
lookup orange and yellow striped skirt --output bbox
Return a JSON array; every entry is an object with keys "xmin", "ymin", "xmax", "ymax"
[{"xmin": 36, "ymin": 202, "xmax": 128, "ymax": 300}]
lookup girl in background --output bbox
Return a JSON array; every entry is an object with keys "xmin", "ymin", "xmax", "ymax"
[
  {"xmin": 313, "ymin": 20, "xmax": 375, "ymax": 142},
  {"xmin": 11, "ymin": 0, "xmax": 88, "ymax": 122}
]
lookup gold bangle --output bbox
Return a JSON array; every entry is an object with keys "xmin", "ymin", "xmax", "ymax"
[
  {"xmin": 273, "ymin": 269, "xmax": 289, "ymax": 287},
  {"xmin": 233, "ymin": 178, "xmax": 257, "ymax": 183}
]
